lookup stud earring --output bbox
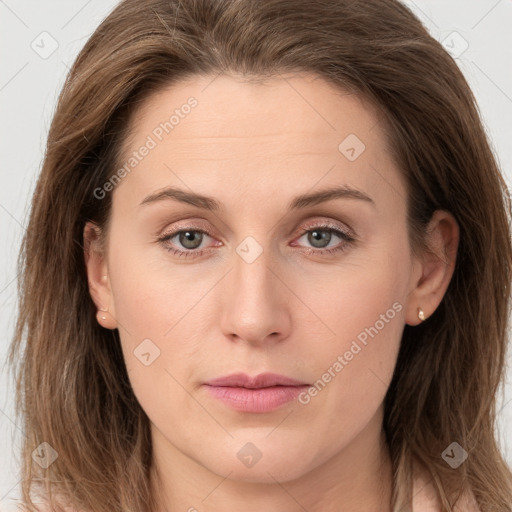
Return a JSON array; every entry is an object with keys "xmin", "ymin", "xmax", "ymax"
[
  {"xmin": 418, "ymin": 307, "xmax": 426, "ymax": 321},
  {"xmin": 98, "ymin": 305, "xmax": 108, "ymax": 321}
]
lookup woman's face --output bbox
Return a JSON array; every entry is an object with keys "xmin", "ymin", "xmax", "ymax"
[{"xmin": 87, "ymin": 72, "xmax": 427, "ymax": 485}]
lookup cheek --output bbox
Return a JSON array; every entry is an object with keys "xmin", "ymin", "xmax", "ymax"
[
  {"xmin": 106, "ymin": 241, "xmax": 220, "ymax": 410},
  {"xmin": 296, "ymin": 238, "xmax": 408, "ymax": 424},
  {"xmin": 107, "ymin": 234, "xmax": 203, "ymax": 341}
]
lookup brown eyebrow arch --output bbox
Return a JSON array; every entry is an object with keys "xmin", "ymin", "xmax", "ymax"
[
  {"xmin": 289, "ymin": 185, "xmax": 375, "ymax": 209},
  {"xmin": 140, "ymin": 187, "xmax": 221, "ymax": 210},
  {"xmin": 139, "ymin": 184, "xmax": 375, "ymax": 211}
]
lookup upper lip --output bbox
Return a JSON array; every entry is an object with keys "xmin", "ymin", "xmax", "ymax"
[{"xmin": 204, "ymin": 372, "xmax": 308, "ymax": 389}]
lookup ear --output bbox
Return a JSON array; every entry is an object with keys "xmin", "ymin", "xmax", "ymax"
[
  {"xmin": 83, "ymin": 221, "xmax": 117, "ymax": 330},
  {"xmin": 405, "ymin": 210, "xmax": 459, "ymax": 326}
]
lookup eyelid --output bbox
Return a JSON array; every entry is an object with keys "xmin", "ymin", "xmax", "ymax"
[
  {"xmin": 159, "ymin": 220, "xmax": 217, "ymax": 240},
  {"xmin": 158, "ymin": 217, "xmax": 355, "ymax": 242},
  {"xmin": 296, "ymin": 218, "xmax": 356, "ymax": 239}
]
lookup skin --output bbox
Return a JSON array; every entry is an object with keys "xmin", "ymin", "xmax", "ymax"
[{"xmin": 84, "ymin": 72, "xmax": 459, "ymax": 512}]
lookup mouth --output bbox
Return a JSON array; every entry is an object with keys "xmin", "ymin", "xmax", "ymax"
[{"xmin": 203, "ymin": 372, "xmax": 310, "ymax": 413}]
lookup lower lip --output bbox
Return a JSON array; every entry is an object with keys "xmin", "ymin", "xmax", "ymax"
[{"xmin": 204, "ymin": 385, "xmax": 309, "ymax": 413}]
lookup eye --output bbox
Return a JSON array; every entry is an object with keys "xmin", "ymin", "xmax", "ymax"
[
  {"xmin": 292, "ymin": 222, "xmax": 355, "ymax": 255},
  {"xmin": 157, "ymin": 221, "xmax": 356, "ymax": 259},
  {"xmin": 158, "ymin": 227, "xmax": 218, "ymax": 258}
]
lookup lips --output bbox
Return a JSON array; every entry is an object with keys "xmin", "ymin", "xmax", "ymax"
[
  {"xmin": 203, "ymin": 372, "xmax": 310, "ymax": 413},
  {"xmin": 204, "ymin": 372, "xmax": 307, "ymax": 388}
]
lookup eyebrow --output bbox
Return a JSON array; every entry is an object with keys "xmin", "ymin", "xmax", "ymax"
[{"xmin": 139, "ymin": 184, "xmax": 375, "ymax": 211}]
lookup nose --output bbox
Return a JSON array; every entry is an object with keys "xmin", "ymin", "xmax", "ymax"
[{"xmin": 218, "ymin": 244, "xmax": 292, "ymax": 347}]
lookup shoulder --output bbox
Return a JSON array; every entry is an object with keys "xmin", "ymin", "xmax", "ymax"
[
  {"xmin": 412, "ymin": 466, "xmax": 442, "ymax": 511},
  {"xmin": 33, "ymin": 506, "xmax": 82, "ymax": 512},
  {"xmin": 10, "ymin": 503, "xmax": 81, "ymax": 512},
  {"xmin": 412, "ymin": 461, "xmax": 481, "ymax": 512},
  {"xmin": 452, "ymin": 488, "xmax": 481, "ymax": 512}
]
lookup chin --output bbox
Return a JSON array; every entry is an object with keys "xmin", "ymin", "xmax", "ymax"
[{"xmin": 199, "ymin": 440, "xmax": 316, "ymax": 484}]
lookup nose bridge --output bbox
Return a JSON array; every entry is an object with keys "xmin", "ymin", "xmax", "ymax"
[
  {"xmin": 233, "ymin": 244, "xmax": 275, "ymax": 305},
  {"xmin": 219, "ymin": 238, "xmax": 291, "ymax": 344}
]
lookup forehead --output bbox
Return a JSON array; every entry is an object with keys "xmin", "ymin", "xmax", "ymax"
[
  {"xmin": 124, "ymin": 72, "xmax": 386, "ymax": 150},
  {"xmin": 113, "ymin": 72, "xmax": 404, "ymax": 216}
]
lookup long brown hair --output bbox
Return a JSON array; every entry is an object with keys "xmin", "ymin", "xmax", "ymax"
[{"xmin": 8, "ymin": 0, "xmax": 512, "ymax": 510}]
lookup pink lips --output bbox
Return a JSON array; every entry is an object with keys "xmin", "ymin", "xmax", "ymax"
[{"xmin": 203, "ymin": 372, "xmax": 309, "ymax": 413}]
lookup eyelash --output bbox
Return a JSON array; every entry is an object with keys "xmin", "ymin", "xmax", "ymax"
[{"xmin": 157, "ymin": 222, "xmax": 356, "ymax": 259}]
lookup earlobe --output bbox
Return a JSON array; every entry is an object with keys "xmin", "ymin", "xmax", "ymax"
[
  {"xmin": 83, "ymin": 221, "xmax": 117, "ymax": 329},
  {"xmin": 95, "ymin": 302, "xmax": 117, "ymax": 330},
  {"xmin": 405, "ymin": 210, "xmax": 459, "ymax": 326}
]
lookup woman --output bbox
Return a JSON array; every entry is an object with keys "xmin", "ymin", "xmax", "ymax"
[{"xmin": 8, "ymin": 0, "xmax": 512, "ymax": 511}]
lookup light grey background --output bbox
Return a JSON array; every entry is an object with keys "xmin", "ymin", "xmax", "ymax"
[{"xmin": 1, "ymin": 0, "xmax": 511, "ymax": 508}]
